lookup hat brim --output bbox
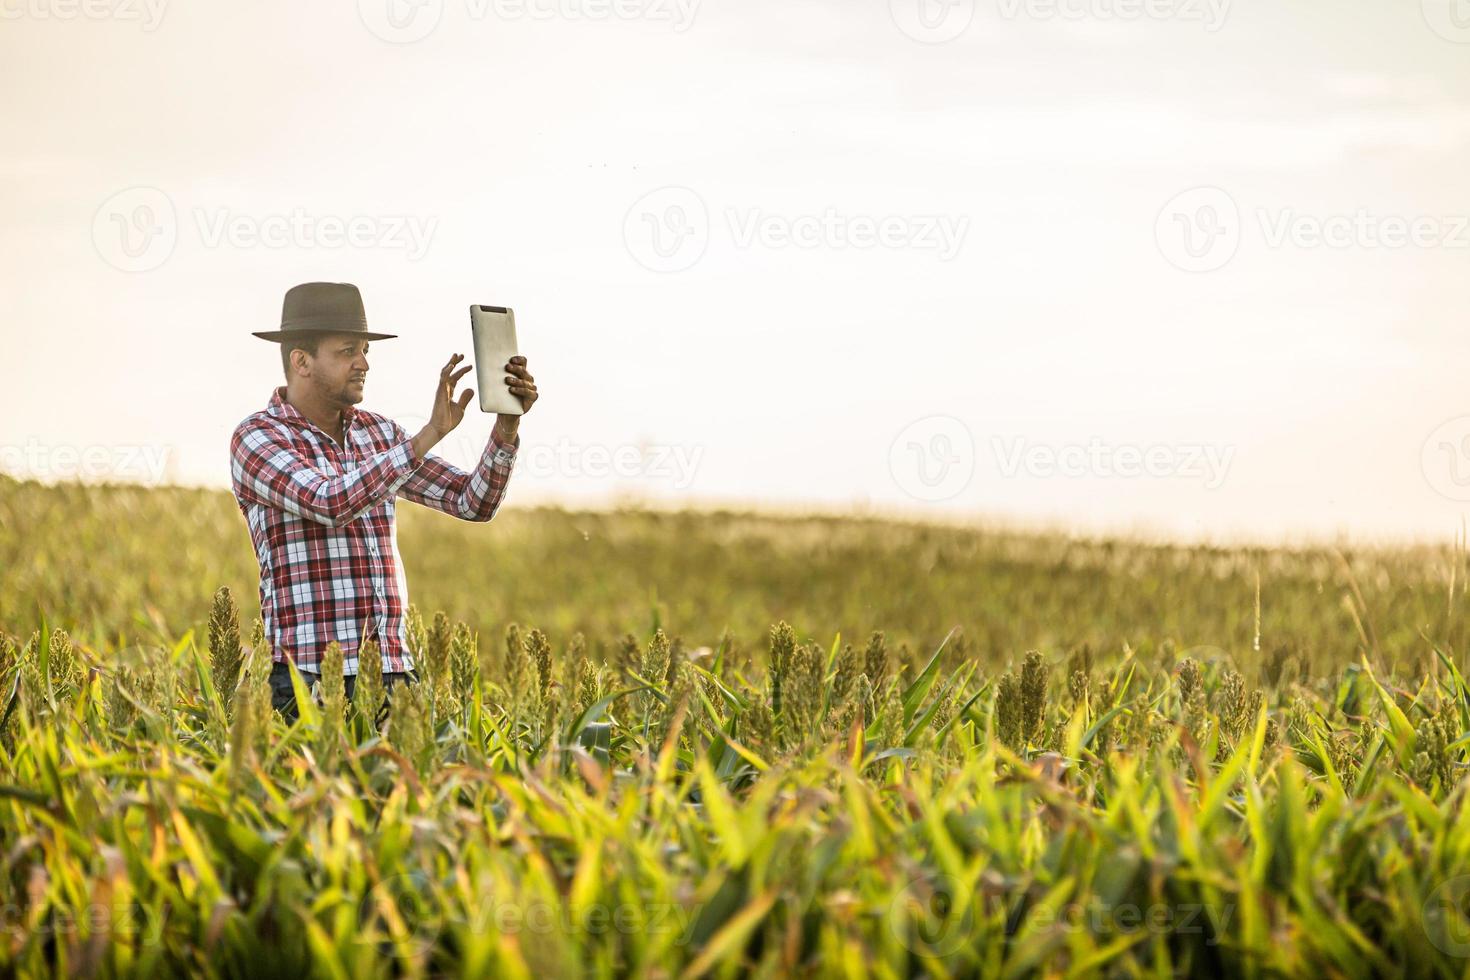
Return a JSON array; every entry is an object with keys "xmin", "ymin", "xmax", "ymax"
[{"xmin": 253, "ymin": 330, "xmax": 398, "ymax": 342}]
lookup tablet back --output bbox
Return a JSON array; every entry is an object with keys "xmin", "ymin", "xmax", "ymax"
[{"xmin": 470, "ymin": 305, "xmax": 524, "ymax": 415}]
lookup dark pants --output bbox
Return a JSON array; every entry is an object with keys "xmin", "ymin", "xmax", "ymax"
[{"xmin": 269, "ymin": 661, "xmax": 418, "ymax": 724}]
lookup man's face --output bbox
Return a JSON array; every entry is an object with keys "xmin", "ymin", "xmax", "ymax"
[{"xmin": 295, "ymin": 334, "xmax": 371, "ymax": 406}]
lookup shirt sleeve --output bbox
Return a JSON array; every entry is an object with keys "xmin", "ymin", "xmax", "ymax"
[
  {"xmin": 230, "ymin": 418, "xmax": 422, "ymax": 528},
  {"xmin": 395, "ymin": 424, "xmax": 518, "ymax": 522}
]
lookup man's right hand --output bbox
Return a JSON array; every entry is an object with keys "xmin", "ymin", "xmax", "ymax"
[{"xmin": 412, "ymin": 354, "xmax": 474, "ymax": 459}]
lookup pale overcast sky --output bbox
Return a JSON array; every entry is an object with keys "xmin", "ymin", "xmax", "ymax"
[{"xmin": 3, "ymin": 0, "xmax": 1470, "ymax": 543}]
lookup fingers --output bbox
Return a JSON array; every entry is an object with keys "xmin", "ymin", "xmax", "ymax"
[
  {"xmin": 500, "ymin": 357, "xmax": 536, "ymax": 410},
  {"xmin": 456, "ymin": 388, "xmax": 474, "ymax": 410},
  {"xmin": 439, "ymin": 359, "xmax": 473, "ymax": 405}
]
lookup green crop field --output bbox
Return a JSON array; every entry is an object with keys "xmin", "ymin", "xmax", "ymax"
[{"xmin": 1, "ymin": 473, "xmax": 1469, "ymax": 978}]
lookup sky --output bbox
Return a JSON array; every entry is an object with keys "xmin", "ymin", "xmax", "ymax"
[{"xmin": 3, "ymin": 0, "xmax": 1470, "ymax": 545}]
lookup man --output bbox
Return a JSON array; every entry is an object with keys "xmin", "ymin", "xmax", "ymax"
[{"xmin": 229, "ymin": 282, "xmax": 538, "ymax": 722}]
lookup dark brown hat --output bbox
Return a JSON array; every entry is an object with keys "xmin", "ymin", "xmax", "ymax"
[{"xmin": 252, "ymin": 282, "xmax": 398, "ymax": 342}]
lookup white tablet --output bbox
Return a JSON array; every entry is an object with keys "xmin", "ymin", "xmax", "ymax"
[{"xmin": 469, "ymin": 304, "xmax": 524, "ymax": 415}]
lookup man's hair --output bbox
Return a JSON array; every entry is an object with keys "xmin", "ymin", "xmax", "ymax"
[{"xmin": 281, "ymin": 335, "xmax": 322, "ymax": 379}]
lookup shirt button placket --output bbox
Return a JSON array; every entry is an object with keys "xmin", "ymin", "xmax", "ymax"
[
  {"xmin": 354, "ymin": 433, "xmax": 389, "ymax": 651},
  {"xmin": 367, "ymin": 538, "xmax": 387, "ymax": 665},
  {"xmin": 369, "ymin": 541, "xmax": 385, "ymax": 598}
]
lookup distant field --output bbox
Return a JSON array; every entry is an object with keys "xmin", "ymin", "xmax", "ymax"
[
  {"xmin": 2, "ymin": 475, "xmax": 1461, "ymax": 676},
  {"xmin": 1, "ymin": 475, "xmax": 1468, "ymax": 977}
]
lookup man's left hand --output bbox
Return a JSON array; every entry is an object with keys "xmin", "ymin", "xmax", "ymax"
[{"xmin": 493, "ymin": 356, "xmax": 537, "ymax": 441}]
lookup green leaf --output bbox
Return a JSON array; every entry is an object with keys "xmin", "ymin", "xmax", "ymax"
[{"xmin": 901, "ymin": 625, "xmax": 959, "ymax": 724}]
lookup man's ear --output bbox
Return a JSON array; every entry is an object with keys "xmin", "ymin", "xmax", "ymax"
[{"xmin": 291, "ymin": 348, "xmax": 311, "ymax": 378}]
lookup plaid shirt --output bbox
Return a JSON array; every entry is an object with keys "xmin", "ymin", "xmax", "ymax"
[{"xmin": 230, "ymin": 386, "xmax": 518, "ymax": 675}]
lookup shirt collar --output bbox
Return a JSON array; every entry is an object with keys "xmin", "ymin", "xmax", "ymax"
[{"xmin": 267, "ymin": 387, "xmax": 358, "ymax": 434}]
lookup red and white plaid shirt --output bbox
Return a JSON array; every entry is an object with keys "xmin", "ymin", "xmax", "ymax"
[{"xmin": 230, "ymin": 386, "xmax": 518, "ymax": 675}]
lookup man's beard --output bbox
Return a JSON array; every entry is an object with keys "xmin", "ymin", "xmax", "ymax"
[{"xmin": 330, "ymin": 378, "xmax": 366, "ymax": 406}]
